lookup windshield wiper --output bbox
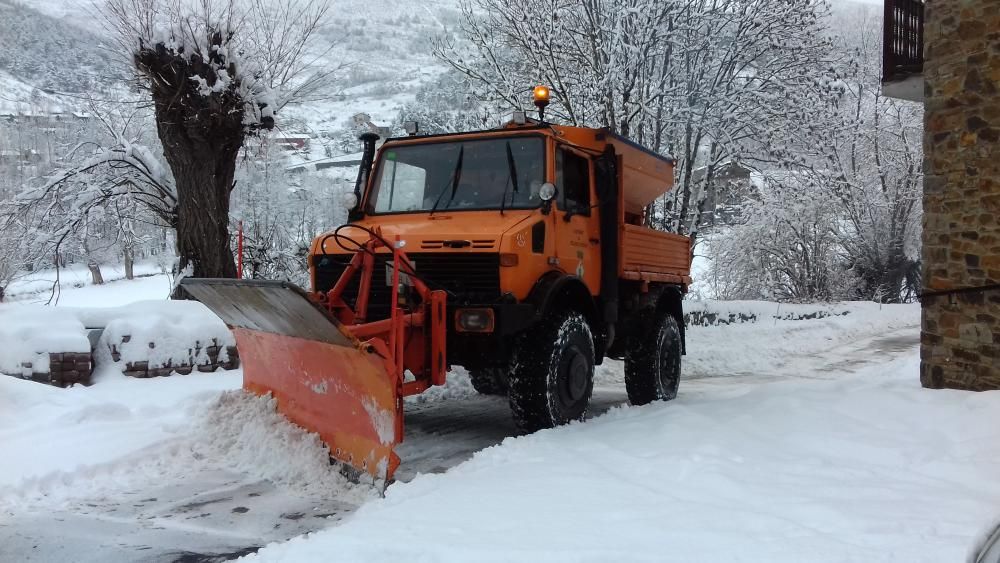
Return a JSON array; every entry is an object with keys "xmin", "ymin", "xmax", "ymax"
[
  {"xmin": 429, "ymin": 146, "xmax": 464, "ymax": 215},
  {"xmin": 499, "ymin": 141, "xmax": 519, "ymax": 216}
]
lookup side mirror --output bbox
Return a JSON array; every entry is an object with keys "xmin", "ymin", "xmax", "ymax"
[
  {"xmin": 342, "ymin": 191, "xmax": 359, "ymax": 210},
  {"xmin": 344, "ymin": 191, "xmax": 363, "ymax": 222},
  {"xmin": 539, "ymin": 182, "xmax": 556, "ymax": 215}
]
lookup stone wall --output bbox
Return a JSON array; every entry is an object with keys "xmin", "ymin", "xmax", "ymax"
[
  {"xmin": 920, "ymin": 0, "xmax": 1000, "ymax": 390},
  {"xmin": 3, "ymin": 353, "xmax": 93, "ymax": 387}
]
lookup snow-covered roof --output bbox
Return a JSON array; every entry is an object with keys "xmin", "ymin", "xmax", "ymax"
[{"xmin": 286, "ymin": 152, "xmax": 364, "ymax": 173}]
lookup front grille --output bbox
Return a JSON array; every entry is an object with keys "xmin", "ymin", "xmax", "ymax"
[
  {"xmin": 420, "ymin": 239, "xmax": 497, "ymax": 250},
  {"xmin": 313, "ymin": 252, "xmax": 501, "ymax": 321}
]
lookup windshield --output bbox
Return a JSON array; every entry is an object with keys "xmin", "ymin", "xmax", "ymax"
[{"xmin": 367, "ymin": 136, "xmax": 546, "ymax": 214}]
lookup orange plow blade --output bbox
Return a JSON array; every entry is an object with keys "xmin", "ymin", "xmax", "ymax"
[{"xmin": 179, "ymin": 279, "xmax": 402, "ymax": 485}]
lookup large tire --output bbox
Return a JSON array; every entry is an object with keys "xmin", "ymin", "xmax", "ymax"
[
  {"xmin": 508, "ymin": 312, "xmax": 595, "ymax": 432},
  {"xmin": 624, "ymin": 310, "xmax": 682, "ymax": 405},
  {"xmin": 469, "ymin": 367, "xmax": 507, "ymax": 396}
]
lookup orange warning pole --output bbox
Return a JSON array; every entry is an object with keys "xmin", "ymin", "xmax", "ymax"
[{"xmin": 237, "ymin": 220, "xmax": 244, "ymax": 279}]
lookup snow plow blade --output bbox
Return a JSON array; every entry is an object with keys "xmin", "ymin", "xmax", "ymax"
[{"xmin": 178, "ymin": 278, "xmax": 402, "ymax": 486}]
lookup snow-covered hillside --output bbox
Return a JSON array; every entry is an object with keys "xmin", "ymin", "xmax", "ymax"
[{"xmin": 7, "ymin": 0, "xmax": 462, "ymax": 137}]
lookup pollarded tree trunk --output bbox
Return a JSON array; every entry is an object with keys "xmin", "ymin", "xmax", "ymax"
[
  {"xmin": 156, "ymin": 115, "xmax": 242, "ymax": 278},
  {"xmin": 135, "ymin": 31, "xmax": 271, "ymax": 279}
]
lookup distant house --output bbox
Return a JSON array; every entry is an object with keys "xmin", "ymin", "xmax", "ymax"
[
  {"xmin": 0, "ymin": 149, "xmax": 42, "ymax": 163},
  {"xmin": 271, "ymin": 132, "xmax": 312, "ymax": 151},
  {"xmin": 690, "ymin": 162, "xmax": 757, "ymax": 226},
  {"xmin": 0, "ymin": 110, "xmax": 90, "ymax": 123},
  {"xmin": 351, "ymin": 112, "xmax": 393, "ymax": 140},
  {"xmin": 286, "ymin": 151, "xmax": 364, "ymax": 174}
]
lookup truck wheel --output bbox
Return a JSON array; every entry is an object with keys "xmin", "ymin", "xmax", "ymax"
[
  {"xmin": 625, "ymin": 311, "xmax": 681, "ymax": 405},
  {"xmin": 469, "ymin": 367, "xmax": 507, "ymax": 396},
  {"xmin": 508, "ymin": 312, "xmax": 594, "ymax": 432}
]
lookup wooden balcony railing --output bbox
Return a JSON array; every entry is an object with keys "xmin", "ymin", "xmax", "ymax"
[{"xmin": 883, "ymin": 0, "xmax": 924, "ymax": 82}]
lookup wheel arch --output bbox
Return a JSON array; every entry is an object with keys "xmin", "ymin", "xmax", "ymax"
[
  {"xmin": 654, "ymin": 285, "xmax": 686, "ymax": 355},
  {"xmin": 527, "ymin": 272, "xmax": 603, "ymax": 360}
]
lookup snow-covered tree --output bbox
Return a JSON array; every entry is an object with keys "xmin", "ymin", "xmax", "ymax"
[
  {"xmin": 101, "ymin": 0, "xmax": 333, "ymax": 278},
  {"xmin": 706, "ymin": 174, "xmax": 854, "ymax": 301},
  {"xmin": 230, "ymin": 146, "xmax": 352, "ymax": 285},
  {"xmin": 9, "ymin": 103, "xmax": 175, "ymax": 285},
  {"xmin": 704, "ymin": 5, "xmax": 923, "ymax": 303},
  {"xmin": 824, "ymin": 9, "xmax": 923, "ymax": 302},
  {"xmin": 438, "ymin": 0, "xmax": 847, "ymax": 245},
  {"xmin": 0, "ymin": 210, "xmax": 44, "ymax": 302},
  {"xmin": 397, "ymin": 70, "xmax": 498, "ymax": 135}
]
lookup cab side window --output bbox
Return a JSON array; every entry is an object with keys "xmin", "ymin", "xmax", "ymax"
[{"xmin": 556, "ymin": 148, "xmax": 591, "ymax": 216}]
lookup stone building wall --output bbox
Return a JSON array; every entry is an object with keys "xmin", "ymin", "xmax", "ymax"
[{"xmin": 920, "ymin": 0, "xmax": 1000, "ymax": 390}]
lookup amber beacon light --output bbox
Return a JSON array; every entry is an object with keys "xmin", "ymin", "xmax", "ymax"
[{"xmin": 532, "ymin": 85, "xmax": 551, "ymax": 121}]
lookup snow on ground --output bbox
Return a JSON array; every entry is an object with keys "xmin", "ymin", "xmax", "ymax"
[
  {"xmin": 2, "ymin": 273, "xmax": 997, "ymax": 562},
  {"xmin": 0, "ymin": 382, "xmax": 372, "ymax": 509},
  {"xmin": 679, "ymin": 301, "xmax": 916, "ymax": 379},
  {"xmin": 0, "ymin": 306, "xmax": 89, "ymax": 375},
  {"xmin": 0, "ymin": 371, "xmax": 241, "ymax": 495},
  {"xmin": 0, "ymin": 372, "xmax": 374, "ymax": 561},
  {"xmin": 6, "ymin": 260, "xmax": 174, "ymax": 306},
  {"xmin": 249, "ymin": 351, "xmax": 1000, "ymax": 563}
]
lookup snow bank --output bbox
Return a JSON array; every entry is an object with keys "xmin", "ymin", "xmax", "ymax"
[
  {"xmin": 0, "ymin": 376, "xmax": 372, "ymax": 509},
  {"xmin": 684, "ymin": 298, "xmax": 851, "ymax": 325},
  {"xmin": 681, "ymin": 301, "xmax": 917, "ymax": 380},
  {"xmin": 246, "ymin": 355, "xmax": 1000, "ymax": 563},
  {"xmin": 0, "ymin": 371, "xmax": 242, "ymax": 497},
  {"xmin": 191, "ymin": 391, "xmax": 375, "ymax": 505},
  {"xmin": 0, "ymin": 305, "xmax": 89, "ymax": 376},
  {"xmin": 405, "ymin": 366, "xmax": 478, "ymax": 405},
  {"xmin": 83, "ymin": 300, "xmax": 236, "ymax": 377},
  {"xmin": 0, "ymin": 300, "xmax": 235, "ymax": 382}
]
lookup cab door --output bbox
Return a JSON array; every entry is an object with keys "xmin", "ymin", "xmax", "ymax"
[{"xmin": 553, "ymin": 145, "xmax": 601, "ymax": 292}]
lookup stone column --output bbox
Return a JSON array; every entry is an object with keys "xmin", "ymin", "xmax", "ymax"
[{"xmin": 920, "ymin": 0, "xmax": 1000, "ymax": 390}]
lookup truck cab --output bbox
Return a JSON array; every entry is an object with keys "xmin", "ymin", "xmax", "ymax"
[{"xmin": 309, "ymin": 120, "xmax": 691, "ymax": 431}]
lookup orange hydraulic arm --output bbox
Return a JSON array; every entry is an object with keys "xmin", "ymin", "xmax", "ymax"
[{"xmin": 317, "ymin": 231, "xmax": 449, "ymax": 396}]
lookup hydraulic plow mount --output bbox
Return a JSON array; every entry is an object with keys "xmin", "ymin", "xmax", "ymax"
[{"xmin": 181, "ymin": 232, "xmax": 447, "ymax": 487}]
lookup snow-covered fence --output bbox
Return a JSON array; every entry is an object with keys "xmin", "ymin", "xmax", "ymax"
[
  {"xmin": 0, "ymin": 308, "xmax": 93, "ymax": 387},
  {"xmin": 0, "ymin": 301, "xmax": 239, "ymax": 387},
  {"xmin": 684, "ymin": 300, "xmax": 851, "ymax": 327},
  {"xmin": 4, "ymin": 352, "xmax": 93, "ymax": 387},
  {"xmin": 106, "ymin": 335, "xmax": 239, "ymax": 378},
  {"xmin": 87, "ymin": 302, "xmax": 239, "ymax": 379}
]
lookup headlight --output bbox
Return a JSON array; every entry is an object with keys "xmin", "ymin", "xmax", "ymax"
[{"xmin": 455, "ymin": 308, "xmax": 495, "ymax": 333}]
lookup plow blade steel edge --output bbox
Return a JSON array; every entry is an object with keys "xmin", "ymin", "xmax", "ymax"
[{"xmin": 180, "ymin": 279, "xmax": 401, "ymax": 484}]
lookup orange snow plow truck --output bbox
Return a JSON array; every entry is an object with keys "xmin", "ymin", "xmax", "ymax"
[{"xmin": 180, "ymin": 94, "xmax": 691, "ymax": 486}]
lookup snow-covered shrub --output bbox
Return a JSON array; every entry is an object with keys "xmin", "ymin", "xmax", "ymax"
[{"xmin": 705, "ymin": 176, "xmax": 857, "ymax": 302}]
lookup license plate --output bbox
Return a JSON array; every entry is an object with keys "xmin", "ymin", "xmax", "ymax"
[{"xmin": 385, "ymin": 261, "xmax": 414, "ymax": 286}]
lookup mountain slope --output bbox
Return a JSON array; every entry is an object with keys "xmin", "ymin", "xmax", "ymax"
[{"xmin": 0, "ymin": 1, "xmax": 121, "ymax": 97}]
